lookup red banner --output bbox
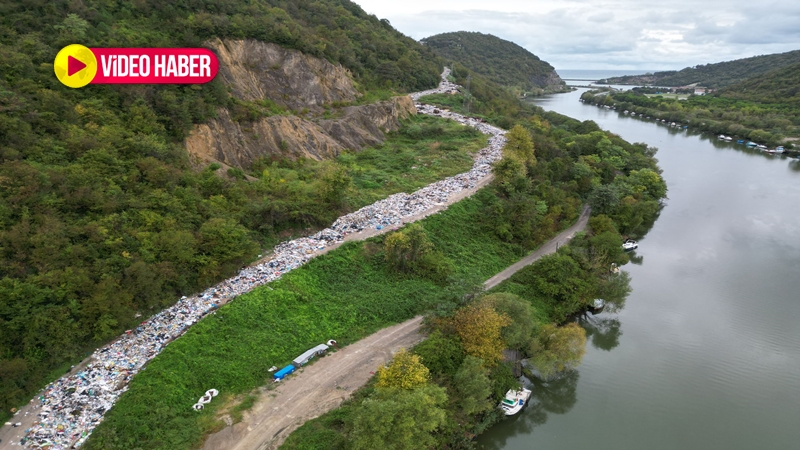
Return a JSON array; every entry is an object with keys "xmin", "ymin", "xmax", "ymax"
[{"xmin": 90, "ymin": 48, "xmax": 218, "ymax": 84}]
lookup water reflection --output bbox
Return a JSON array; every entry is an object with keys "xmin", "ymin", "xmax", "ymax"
[
  {"xmin": 581, "ymin": 315, "xmax": 622, "ymax": 351},
  {"xmin": 479, "ymin": 371, "xmax": 581, "ymax": 450}
]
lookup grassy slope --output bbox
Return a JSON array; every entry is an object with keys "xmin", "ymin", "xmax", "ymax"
[{"xmin": 341, "ymin": 115, "xmax": 487, "ymax": 208}]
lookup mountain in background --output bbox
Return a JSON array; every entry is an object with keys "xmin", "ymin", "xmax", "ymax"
[
  {"xmin": 421, "ymin": 31, "xmax": 566, "ymax": 94},
  {"xmin": 719, "ymin": 61, "xmax": 800, "ymax": 107},
  {"xmin": 598, "ymin": 49, "xmax": 800, "ymax": 88}
]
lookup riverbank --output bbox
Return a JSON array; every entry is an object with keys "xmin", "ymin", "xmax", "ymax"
[
  {"xmin": 581, "ymin": 89, "xmax": 799, "ymax": 149},
  {"xmin": 476, "ymin": 77, "xmax": 800, "ymax": 450}
]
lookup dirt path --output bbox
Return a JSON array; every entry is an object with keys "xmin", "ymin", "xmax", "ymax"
[
  {"xmin": 483, "ymin": 205, "xmax": 591, "ymax": 290},
  {"xmin": 201, "ymin": 206, "xmax": 591, "ymax": 450},
  {"xmin": 201, "ymin": 317, "xmax": 426, "ymax": 450}
]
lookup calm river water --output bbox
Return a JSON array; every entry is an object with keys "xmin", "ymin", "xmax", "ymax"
[{"xmin": 478, "ymin": 88, "xmax": 800, "ymax": 449}]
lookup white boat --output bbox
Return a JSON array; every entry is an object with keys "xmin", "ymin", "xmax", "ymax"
[
  {"xmin": 500, "ymin": 388, "xmax": 532, "ymax": 416},
  {"xmin": 757, "ymin": 144, "xmax": 768, "ymax": 150},
  {"xmin": 718, "ymin": 134, "xmax": 727, "ymax": 140},
  {"xmin": 622, "ymin": 239, "xmax": 638, "ymax": 251}
]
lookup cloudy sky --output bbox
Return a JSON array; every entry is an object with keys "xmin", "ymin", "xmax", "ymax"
[{"xmin": 352, "ymin": 0, "xmax": 800, "ymax": 71}]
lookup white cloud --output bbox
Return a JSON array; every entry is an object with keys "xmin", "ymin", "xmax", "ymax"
[{"xmin": 352, "ymin": 0, "xmax": 800, "ymax": 70}]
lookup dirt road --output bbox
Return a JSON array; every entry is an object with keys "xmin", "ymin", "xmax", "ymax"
[
  {"xmin": 483, "ymin": 205, "xmax": 591, "ymax": 290},
  {"xmin": 202, "ymin": 206, "xmax": 591, "ymax": 450},
  {"xmin": 201, "ymin": 317, "xmax": 426, "ymax": 450}
]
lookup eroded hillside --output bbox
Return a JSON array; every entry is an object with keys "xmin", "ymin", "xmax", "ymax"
[{"xmin": 186, "ymin": 39, "xmax": 416, "ymax": 168}]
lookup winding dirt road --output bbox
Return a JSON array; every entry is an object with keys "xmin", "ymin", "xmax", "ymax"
[{"xmin": 202, "ymin": 206, "xmax": 591, "ymax": 450}]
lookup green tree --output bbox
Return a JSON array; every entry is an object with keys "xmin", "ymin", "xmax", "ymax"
[
  {"xmin": 504, "ymin": 125, "xmax": 536, "ymax": 165},
  {"xmin": 413, "ymin": 330, "xmax": 465, "ymax": 377},
  {"xmin": 453, "ymin": 356, "xmax": 493, "ymax": 416},
  {"xmin": 529, "ymin": 323, "xmax": 587, "ymax": 379},
  {"xmin": 451, "ymin": 302, "xmax": 511, "ymax": 365},
  {"xmin": 384, "ymin": 223, "xmax": 433, "ymax": 272},
  {"xmin": 348, "ymin": 384, "xmax": 448, "ymax": 450},
  {"xmin": 481, "ymin": 293, "xmax": 536, "ymax": 350},
  {"xmin": 376, "ymin": 349, "xmax": 430, "ymax": 390},
  {"xmin": 588, "ymin": 185, "xmax": 621, "ymax": 216},
  {"xmin": 627, "ymin": 168, "xmax": 667, "ymax": 200}
]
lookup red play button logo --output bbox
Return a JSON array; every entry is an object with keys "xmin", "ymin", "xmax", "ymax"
[{"xmin": 68, "ymin": 55, "xmax": 87, "ymax": 76}]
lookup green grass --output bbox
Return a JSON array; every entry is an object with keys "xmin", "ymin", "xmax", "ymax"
[
  {"xmin": 339, "ymin": 114, "xmax": 487, "ymax": 208},
  {"xmin": 85, "ymin": 188, "xmax": 539, "ymax": 450}
]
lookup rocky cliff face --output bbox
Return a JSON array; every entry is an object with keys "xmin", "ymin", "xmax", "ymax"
[
  {"xmin": 531, "ymin": 71, "xmax": 567, "ymax": 92},
  {"xmin": 186, "ymin": 96, "xmax": 415, "ymax": 169},
  {"xmin": 185, "ymin": 40, "xmax": 417, "ymax": 170},
  {"xmin": 208, "ymin": 38, "xmax": 359, "ymax": 110}
]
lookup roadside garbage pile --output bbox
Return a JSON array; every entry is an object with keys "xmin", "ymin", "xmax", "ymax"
[
  {"xmin": 409, "ymin": 67, "xmax": 459, "ymax": 101},
  {"xmin": 20, "ymin": 69, "xmax": 506, "ymax": 449}
]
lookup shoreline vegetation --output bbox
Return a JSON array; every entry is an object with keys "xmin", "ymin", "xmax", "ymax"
[
  {"xmin": 86, "ymin": 80, "xmax": 665, "ymax": 448},
  {"xmin": 580, "ymin": 89, "xmax": 798, "ymax": 149},
  {"xmin": 280, "ymin": 131, "xmax": 663, "ymax": 449}
]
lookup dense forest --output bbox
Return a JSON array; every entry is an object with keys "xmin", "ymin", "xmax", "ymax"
[
  {"xmin": 421, "ymin": 31, "xmax": 566, "ymax": 94},
  {"xmin": 598, "ymin": 49, "xmax": 800, "ymax": 88},
  {"xmin": 0, "ymin": 0, "xmax": 451, "ymax": 418},
  {"xmin": 720, "ymin": 61, "xmax": 800, "ymax": 107}
]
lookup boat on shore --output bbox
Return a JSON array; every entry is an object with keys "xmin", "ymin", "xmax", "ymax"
[
  {"xmin": 622, "ymin": 239, "xmax": 638, "ymax": 251},
  {"xmin": 500, "ymin": 388, "xmax": 532, "ymax": 415}
]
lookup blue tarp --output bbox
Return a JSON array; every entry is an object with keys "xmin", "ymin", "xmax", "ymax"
[{"xmin": 273, "ymin": 364, "xmax": 295, "ymax": 380}]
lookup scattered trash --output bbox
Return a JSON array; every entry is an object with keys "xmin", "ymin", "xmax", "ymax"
[{"xmin": 22, "ymin": 67, "xmax": 507, "ymax": 449}]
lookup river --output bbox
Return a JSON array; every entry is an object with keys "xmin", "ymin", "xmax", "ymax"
[{"xmin": 478, "ymin": 88, "xmax": 800, "ymax": 449}]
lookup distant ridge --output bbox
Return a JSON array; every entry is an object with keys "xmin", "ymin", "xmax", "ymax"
[
  {"xmin": 720, "ymin": 61, "xmax": 800, "ymax": 107},
  {"xmin": 597, "ymin": 49, "xmax": 800, "ymax": 88},
  {"xmin": 421, "ymin": 31, "xmax": 566, "ymax": 93}
]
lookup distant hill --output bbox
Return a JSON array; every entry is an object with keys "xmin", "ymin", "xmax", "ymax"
[
  {"xmin": 598, "ymin": 49, "xmax": 800, "ymax": 88},
  {"xmin": 421, "ymin": 31, "xmax": 565, "ymax": 93},
  {"xmin": 719, "ymin": 61, "xmax": 800, "ymax": 107}
]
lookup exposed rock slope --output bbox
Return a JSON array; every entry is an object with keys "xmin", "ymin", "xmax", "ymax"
[
  {"xmin": 186, "ymin": 40, "xmax": 417, "ymax": 169},
  {"xmin": 209, "ymin": 38, "xmax": 359, "ymax": 110},
  {"xmin": 186, "ymin": 97, "xmax": 415, "ymax": 168}
]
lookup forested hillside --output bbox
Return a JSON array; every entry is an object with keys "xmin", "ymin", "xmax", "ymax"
[
  {"xmin": 421, "ymin": 31, "xmax": 566, "ymax": 94},
  {"xmin": 719, "ymin": 61, "xmax": 800, "ymax": 107},
  {"xmin": 0, "ymin": 0, "xmax": 447, "ymax": 418},
  {"xmin": 598, "ymin": 49, "xmax": 800, "ymax": 88}
]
